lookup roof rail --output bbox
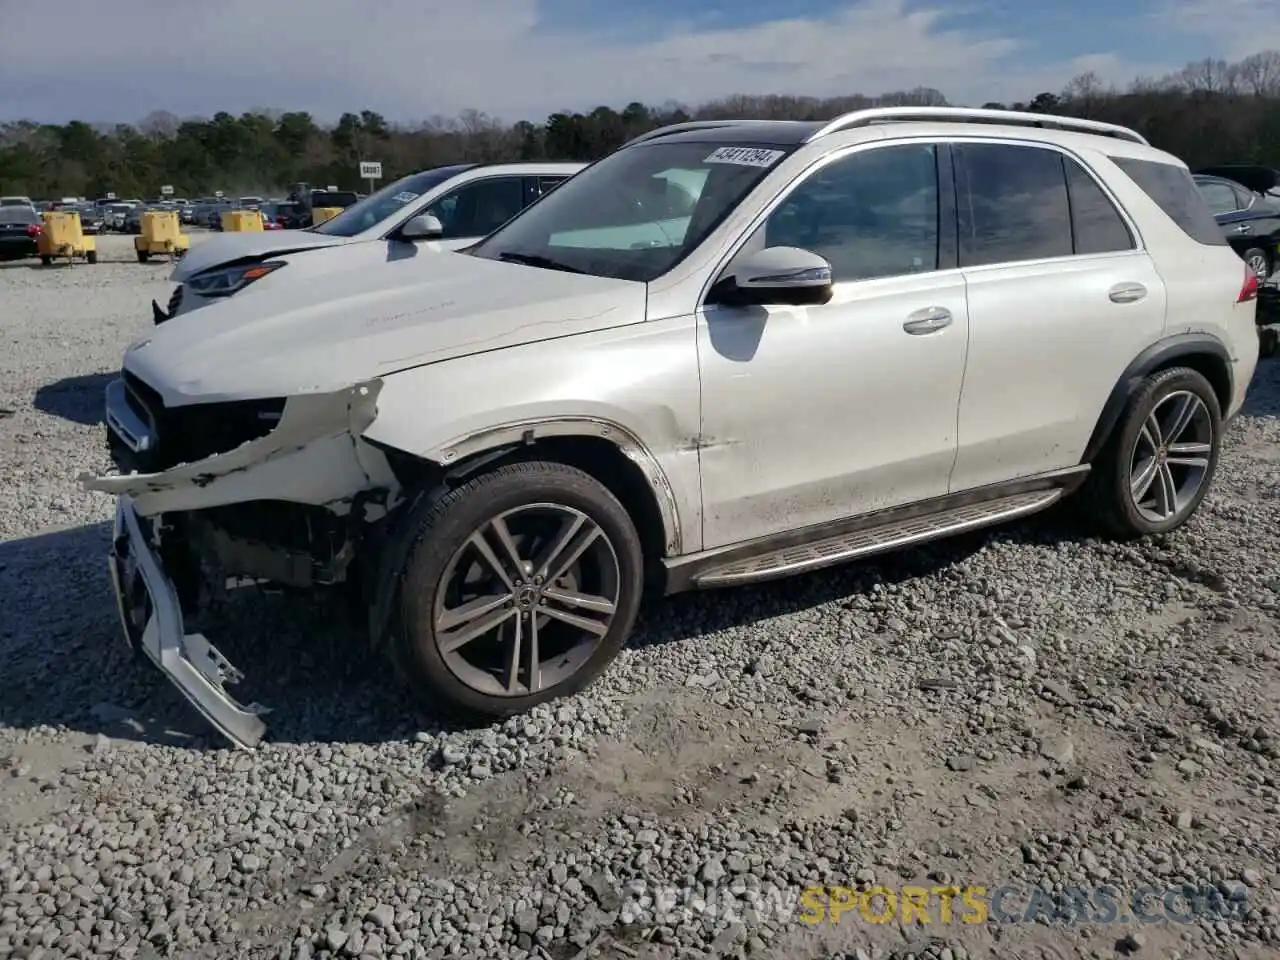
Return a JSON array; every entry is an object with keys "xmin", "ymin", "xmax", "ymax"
[
  {"xmin": 622, "ymin": 120, "xmax": 749, "ymax": 148},
  {"xmin": 806, "ymin": 107, "xmax": 1148, "ymax": 145}
]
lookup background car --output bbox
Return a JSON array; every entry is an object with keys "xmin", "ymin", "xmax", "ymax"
[
  {"xmin": 74, "ymin": 202, "xmax": 103, "ymax": 235},
  {"xmin": 0, "ymin": 205, "xmax": 43, "ymax": 260},
  {"xmin": 257, "ymin": 202, "xmax": 285, "ymax": 230},
  {"xmin": 125, "ymin": 203, "xmax": 169, "ymax": 234},
  {"xmin": 1193, "ymin": 170, "xmax": 1280, "ymax": 281},
  {"xmin": 269, "ymin": 199, "xmax": 308, "ymax": 228},
  {"xmin": 157, "ymin": 161, "xmax": 584, "ymax": 321},
  {"xmin": 103, "ymin": 202, "xmax": 132, "ymax": 231}
]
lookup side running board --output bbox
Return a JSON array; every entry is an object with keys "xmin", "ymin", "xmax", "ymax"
[{"xmin": 692, "ymin": 489, "xmax": 1062, "ymax": 588}]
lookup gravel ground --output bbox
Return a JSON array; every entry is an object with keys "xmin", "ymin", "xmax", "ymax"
[{"xmin": 1, "ymin": 233, "xmax": 1279, "ymax": 960}]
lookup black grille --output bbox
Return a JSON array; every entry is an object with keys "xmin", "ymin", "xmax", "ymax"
[
  {"xmin": 167, "ymin": 285, "xmax": 183, "ymax": 314},
  {"xmin": 110, "ymin": 371, "xmax": 285, "ymax": 473}
]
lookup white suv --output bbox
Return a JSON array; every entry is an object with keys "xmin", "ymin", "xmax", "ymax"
[
  {"xmin": 154, "ymin": 161, "xmax": 585, "ymax": 322},
  {"xmin": 89, "ymin": 107, "xmax": 1261, "ymax": 747}
]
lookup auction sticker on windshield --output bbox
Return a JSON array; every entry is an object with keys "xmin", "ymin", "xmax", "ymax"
[
  {"xmin": 392, "ymin": 192, "xmax": 419, "ymax": 203},
  {"xmin": 704, "ymin": 147, "xmax": 786, "ymax": 167}
]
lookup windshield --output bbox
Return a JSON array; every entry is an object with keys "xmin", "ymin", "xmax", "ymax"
[
  {"xmin": 310, "ymin": 164, "xmax": 476, "ymax": 237},
  {"xmin": 469, "ymin": 142, "xmax": 792, "ymax": 282}
]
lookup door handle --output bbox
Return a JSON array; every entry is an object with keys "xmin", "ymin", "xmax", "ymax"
[
  {"xmin": 902, "ymin": 306, "xmax": 952, "ymax": 335},
  {"xmin": 1234, "ymin": 223, "xmax": 1252, "ymax": 233},
  {"xmin": 1108, "ymin": 282, "xmax": 1147, "ymax": 304}
]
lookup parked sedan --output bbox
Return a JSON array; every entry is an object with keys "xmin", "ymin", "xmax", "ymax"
[
  {"xmin": 1193, "ymin": 167, "xmax": 1280, "ymax": 281},
  {"xmin": 0, "ymin": 205, "xmax": 42, "ymax": 260},
  {"xmin": 75, "ymin": 203, "xmax": 103, "ymax": 235},
  {"xmin": 103, "ymin": 203, "xmax": 132, "ymax": 231}
]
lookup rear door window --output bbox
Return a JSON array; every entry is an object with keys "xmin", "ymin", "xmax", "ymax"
[
  {"xmin": 1110, "ymin": 157, "xmax": 1227, "ymax": 245},
  {"xmin": 954, "ymin": 143, "xmax": 1072, "ymax": 267}
]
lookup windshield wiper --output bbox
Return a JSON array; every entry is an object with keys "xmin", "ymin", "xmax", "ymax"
[{"xmin": 495, "ymin": 251, "xmax": 585, "ymax": 274}]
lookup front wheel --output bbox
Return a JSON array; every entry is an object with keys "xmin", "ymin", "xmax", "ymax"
[
  {"xmin": 85, "ymin": 250, "xmax": 97, "ymax": 264},
  {"xmin": 136, "ymin": 250, "xmax": 149, "ymax": 263},
  {"xmin": 392, "ymin": 461, "xmax": 644, "ymax": 718},
  {"xmin": 1083, "ymin": 367, "xmax": 1222, "ymax": 537}
]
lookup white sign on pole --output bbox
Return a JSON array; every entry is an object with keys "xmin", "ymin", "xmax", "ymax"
[
  {"xmin": 326, "ymin": 184, "xmax": 339, "ymax": 191},
  {"xmin": 358, "ymin": 161, "xmax": 382, "ymax": 179},
  {"xmin": 214, "ymin": 190, "xmax": 224, "ymax": 198},
  {"xmin": 105, "ymin": 192, "xmax": 116, "ymax": 200},
  {"xmin": 160, "ymin": 184, "xmax": 174, "ymax": 196}
]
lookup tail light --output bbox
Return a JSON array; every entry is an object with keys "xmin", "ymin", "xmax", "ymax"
[
  {"xmin": 1238, "ymin": 264, "xmax": 1259, "ymax": 303},
  {"xmin": 25, "ymin": 224, "xmax": 41, "ymax": 237},
  {"xmin": 276, "ymin": 215, "xmax": 288, "ymax": 224}
]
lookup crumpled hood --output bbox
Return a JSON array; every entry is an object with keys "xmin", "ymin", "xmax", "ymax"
[
  {"xmin": 127, "ymin": 252, "xmax": 647, "ymax": 406},
  {"xmin": 170, "ymin": 229, "xmax": 350, "ymax": 281}
]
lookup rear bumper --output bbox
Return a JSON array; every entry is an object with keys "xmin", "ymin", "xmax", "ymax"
[{"xmin": 108, "ymin": 496, "xmax": 267, "ymax": 748}]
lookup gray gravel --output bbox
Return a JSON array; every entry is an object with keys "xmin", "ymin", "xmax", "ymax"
[{"xmin": 2, "ymin": 235, "xmax": 1279, "ymax": 959}]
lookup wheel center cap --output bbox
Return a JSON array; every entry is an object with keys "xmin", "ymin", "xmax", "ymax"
[{"xmin": 515, "ymin": 585, "xmax": 539, "ymax": 608}]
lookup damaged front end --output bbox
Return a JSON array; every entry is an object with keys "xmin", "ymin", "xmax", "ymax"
[{"xmin": 83, "ymin": 376, "xmax": 401, "ymax": 749}]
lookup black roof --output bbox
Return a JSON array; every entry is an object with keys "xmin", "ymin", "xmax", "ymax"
[{"xmin": 642, "ymin": 120, "xmax": 824, "ymax": 147}]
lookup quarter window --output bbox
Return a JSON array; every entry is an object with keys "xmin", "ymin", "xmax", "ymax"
[
  {"xmin": 758, "ymin": 143, "xmax": 940, "ymax": 282},
  {"xmin": 1064, "ymin": 159, "xmax": 1134, "ymax": 254},
  {"xmin": 425, "ymin": 177, "xmax": 526, "ymax": 238},
  {"xmin": 1108, "ymin": 157, "xmax": 1226, "ymax": 246},
  {"xmin": 955, "ymin": 143, "xmax": 1073, "ymax": 267}
]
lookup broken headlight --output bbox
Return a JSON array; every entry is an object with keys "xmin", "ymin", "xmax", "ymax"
[{"xmin": 187, "ymin": 260, "xmax": 285, "ymax": 297}]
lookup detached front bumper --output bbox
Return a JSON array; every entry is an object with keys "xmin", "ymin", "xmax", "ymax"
[{"xmin": 108, "ymin": 495, "xmax": 267, "ymax": 748}]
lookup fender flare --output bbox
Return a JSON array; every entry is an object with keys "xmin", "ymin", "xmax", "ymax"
[
  {"xmin": 365, "ymin": 416, "xmax": 685, "ymax": 648},
  {"xmin": 1081, "ymin": 333, "xmax": 1233, "ymax": 464}
]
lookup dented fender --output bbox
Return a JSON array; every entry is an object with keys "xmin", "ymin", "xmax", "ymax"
[{"xmin": 81, "ymin": 380, "xmax": 399, "ymax": 517}]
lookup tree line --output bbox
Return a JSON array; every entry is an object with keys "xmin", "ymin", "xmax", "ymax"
[{"xmin": 2, "ymin": 51, "xmax": 1278, "ymax": 200}]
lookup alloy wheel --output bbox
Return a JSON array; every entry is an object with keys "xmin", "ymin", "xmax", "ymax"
[
  {"xmin": 1246, "ymin": 252, "xmax": 1269, "ymax": 281},
  {"xmin": 1128, "ymin": 390, "xmax": 1214, "ymax": 524},
  {"xmin": 432, "ymin": 503, "xmax": 621, "ymax": 697}
]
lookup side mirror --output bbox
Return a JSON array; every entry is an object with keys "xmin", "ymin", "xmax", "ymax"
[
  {"xmin": 709, "ymin": 246, "xmax": 834, "ymax": 307},
  {"xmin": 400, "ymin": 213, "xmax": 444, "ymax": 240}
]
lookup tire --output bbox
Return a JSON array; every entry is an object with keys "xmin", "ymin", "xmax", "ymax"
[
  {"xmin": 1261, "ymin": 327, "xmax": 1278, "ymax": 360},
  {"xmin": 136, "ymin": 250, "xmax": 149, "ymax": 263},
  {"xmin": 1083, "ymin": 367, "xmax": 1222, "ymax": 537},
  {"xmin": 1243, "ymin": 247, "xmax": 1270, "ymax": 281},
  {"xmin": 85, "ymin": 250, "xmax": 97, "ymax": 264},
  {"xmin": 392, "ymin": 461, "xmax": 643, "ymax": 718},
  {"xmin": 39, "ymin": 255, "xmax": 51, "ymax": 266}
]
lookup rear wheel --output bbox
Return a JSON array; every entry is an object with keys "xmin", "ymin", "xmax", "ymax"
[
  {"xmin": 1243, "ymin": 247, "xmax": 1270, "ymax": 281},
  {"xmin": 1083, "ymin": 367, "xmax": 1221, "ymax": 537},
  {"xmin": 85, "ymin": 250, "xmax": 97, "ymax": 264},
  {"xmin": 39, "ymin": 255, "xmax": 52, "ymax": 266},
  {"xmin": 392, "ymin": 461, "xmax": 644, "ymax": 718},
  {"xmin": 136, "ymin": 250, "xmax": 149, "ymax": 263},
  {"xmin": 1261, "ymin": 327, "xmax": 1278, "ymax": 359}
]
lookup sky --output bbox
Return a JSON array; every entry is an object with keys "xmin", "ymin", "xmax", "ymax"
[{"xmin": 0, "ymin": 0, "xmax": 1277, "ymax": 126}]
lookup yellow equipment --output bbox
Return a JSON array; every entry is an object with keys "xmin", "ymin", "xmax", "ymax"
[
  {"xmin": 134, "ymin": 210, "xmax": 190, "ymax": 263},
  {"xmin": 37, "ymin": 211, "xmax": 97, "ymax": 265},
  {"xmin": 221, "ymin": 210, "xmax": 263, "ymax": 233},
  {"xmin": 311, "ymin": 206, "xmax": 342, "ymax": 225}
]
